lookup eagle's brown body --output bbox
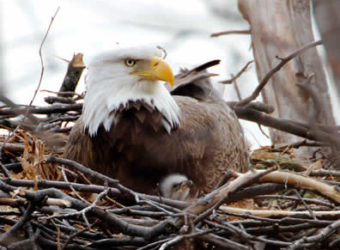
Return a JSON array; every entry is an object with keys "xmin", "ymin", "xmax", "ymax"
[
  {"xmin": 64, "ymin": 55, "xmax": 248, "ymax": 196},
  {"xmin": 65, "ymin": 96, "xmax": 247, "ymax": 194}
]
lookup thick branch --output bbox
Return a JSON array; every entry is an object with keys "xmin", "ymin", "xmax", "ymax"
[{"xmin": 58, "ymin": 53, "xmax": 85, "ymax": 97}]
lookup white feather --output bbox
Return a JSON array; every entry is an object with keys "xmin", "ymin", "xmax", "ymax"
[
  {"xmin": 82, "ymin": 45, "xmax": 180, "ymax": 136},
  {"xmin": 160, "ymin": 174, "xmax": 191, "ymax": 200}
]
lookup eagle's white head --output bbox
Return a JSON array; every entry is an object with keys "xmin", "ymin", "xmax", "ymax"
[
  {"xmin": 82, "ymin": 45, "xmax": 180, "ymax": 136},
  {"xmin": 159, "ymin": 174, "xmax": 193, "ymax": 200}
]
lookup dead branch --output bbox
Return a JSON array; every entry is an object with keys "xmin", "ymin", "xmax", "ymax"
[
  {"xmin": 0, "ymin": 178, "xmax": 120, "ymax": 196},
  {"xmin": 288, "ymin": 219, "xmax": 340, "ymax": 249},
  {"xmin": 58, "ymin": 53, "xmax": 85, "ymax": 97},
  {"xmin": 309, "ymin": 169, "xmax": 340, "ymax": 177},
  {"xmin": 210, "ymin": 29, "xmax": 251, "ymax": 37},
  {"xmin": 255, "ymin": 194, "xmax": 334, "ymax": 208},
  {"xmin": 44, "ymin": 96, "xmax": 76, "ymax": 104},
  {"xmin": 31, "ymin": 6, "xmax": 60, "ymax": 107},
  {"xmin": 220, "ymin": 60, "xmax": 253, "ymax": 84},
  {"xmin": 219, "ymin": 206, "xmax": 340, "ymax": 219},
  {"xmin": 257, "ymin": 170, "xmax": 340, "ymax": 203},
  {"xmin": 46, "ymin": 156, "xmax": 119, "ymax": 186},
  {"xmin": 233, "ymin": 105, "xmax": 340, "ymax": 148},
  {"xmin": 0, "ymin": 103, "xmax": 82, "ymax": 116}
]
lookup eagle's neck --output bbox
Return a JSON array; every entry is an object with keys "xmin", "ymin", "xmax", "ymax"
[{"xmin": 82, "ymin": 80, "xmax": 180, "ymax": 137}]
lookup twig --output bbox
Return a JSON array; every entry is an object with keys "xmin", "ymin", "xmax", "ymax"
[
  {"xmin": 32, "ymin": 6, "xmax": 60, "ymax": 107},
  {"xmin": 46, "ymin": 156, "xmax": 119, "ymax": 186},
  {"xmin": 44, "ymin": 96, "xmax": 75, "ymax": 104},
  {"xmin": 0, "ymin": 162, "xmax": 11, "ymax": 177},
  {"xmin": 199, "ymin": 232, "xmax": 250, "ymax": 250},
  {"xmin": 233, "ymin": 74, "xmax": 242, "ymax": 100},
  {"xmin": 90, "ymin": 237, "xmax": 147, "ymax": 248},
  {"xmin": 309, "ymin": 169, "xmax": 340, "ymax": 177},
  {"xmin": 61, "ymin": 228, "xmax": 87, "ymax": 250},
  {"xmin": 211, "ymin": 29, "xmax": 251, "ymax": 37},
  {"xmin": 0, "ymin": 8, "xmax": 60, "ymax": 161},
  {"xmin": 159, "ymin": 229, "xmax": 214, "ymax": 250},
  {"xmin": 141, "ymin": 200, "xmax": 180, "ymax": 216},
  {"xmin": 0, "ymin": 202, "xmax": 35, "ymax": 240},
  {"xmin": 288, "ymin": 219, "xmax": 340, "ymax": 249},
  {"xmin": 61, "ymin": 167, "xmax": 91, "ymax": 205},
  {"xmin": 0, "ymin": 103, "xmax": 82, "ymax": 116},
  {"xmin": 0, "ymin": 7, "xmax": 60, "ymax": 150},
  {"xmin": 0, "ymin": 177, "xmax": 120, "ymax": 195},
  {"xmin": 294, "ymin": 189, "xmax": 317, "ymax": 220},
  {"xmin": 276, "ymin": 140, "xmax": 325, "ymax": 149},
  {"xmin": 40, "ymin": 89, "xmax": 83, "ymax": 98},
  {"xmin": 220, "ymin": 60, "xmax": 253, "ymax": 84},
  {"xmin": 255, "ymin": 194, "xmax": 334, "ymax": 208},
  {"xmin": 205, "ymin": 219, "xmax": 293, "ymax": 247},
  {"xmin": 0, "ymin": 8, "xmax": 61, "ymax": 161},
  {"xmin": 242, "ymin": 101, "xmax": 275, "ymax": 113},
  {"xmin": 137, "ymin": 238, "xmax": 170, "ymax": 250},
  {"xmin": 214, "ymin": 170, "xmax": 237, "ymax": 189},
  {"xmin": 219, "ymin": 206, "xmax": 340, "ymax": 219},
  {"xmin": 42, "ymin": 189, "xmax": 109, "ymax": 229}
]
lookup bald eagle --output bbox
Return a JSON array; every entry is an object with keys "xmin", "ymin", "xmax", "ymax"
[
  {"xmin": 159, "ymin": 174, "xmax": 193, "ymax": 200},
  {"xmin": 64, "ymin": 45, "xmax": 248, "ymax": 196}
]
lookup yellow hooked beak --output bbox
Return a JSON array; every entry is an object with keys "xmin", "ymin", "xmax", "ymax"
[{"xmin": 131, "ymin": 56, "xmax": 174, "ymax": 87}]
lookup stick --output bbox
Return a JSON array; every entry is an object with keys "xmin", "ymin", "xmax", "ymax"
[
  {"xmin": 211, "ymin": 29, "xmax": 251, "ymax": 37},
  {"xmin": 257, "ymin": 170, "xmax": 340, "ymax": 203},
  {"xmin": 220, "ymin": 60, "xmax": 253, "ymax": 84},
  {"xmin": 46, "ymin": 156, "xmax": 119, "ymax": 186},
  {"xmin": 219, "ymin": 206, "xmax": 340, "ymax": 219},
  {"xmin": 288, "ymin": 219, "xmax": 340, "ymax": 249},
  {"xmin": 58, "ymin": 53, "xmax": 85, "ymax": 97}
]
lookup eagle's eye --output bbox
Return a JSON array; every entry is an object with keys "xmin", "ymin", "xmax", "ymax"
[
  {"xmin": 125, "ymin": 59, "xmax": 136, "ymax": 67},
  {"xmin": 172, "ymin": 183, "xmax": 180, "ymax": 190}
]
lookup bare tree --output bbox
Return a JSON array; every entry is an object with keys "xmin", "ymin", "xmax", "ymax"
[{"xmin": 238, "ymin": 0, "xmax": 336, "ymax": 148}]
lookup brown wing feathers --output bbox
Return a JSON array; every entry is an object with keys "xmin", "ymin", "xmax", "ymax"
[{"xmin": 171, "ymin": 59, "xmax": 221, "ymax": 101}]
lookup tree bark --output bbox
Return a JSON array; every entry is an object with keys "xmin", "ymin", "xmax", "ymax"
[
  {"xmin": 238, "ymin": 0, "xmax": 335, "ymax": 145},
  {"xmin": 314, "ymin": 0, "xmax": 340, "ymax": 100}
]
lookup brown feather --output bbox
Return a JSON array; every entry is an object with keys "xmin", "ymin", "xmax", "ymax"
[{"xmin": 135, "ymin": 111, "xmax": 146, "ymax": 123}]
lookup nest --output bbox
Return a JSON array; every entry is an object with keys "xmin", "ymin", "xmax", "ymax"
[{"xmin": 0, "ymin": 54, "xmax": 340, "ymax": 250}]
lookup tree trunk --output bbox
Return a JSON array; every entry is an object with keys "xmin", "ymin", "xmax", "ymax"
[
  {"xmin": 314, "ymin": 0, "xmax": 340, "ymax": 106},
  {"xmin": 238, "ymin": 0, "xmax": 335, "ymax": 146}
]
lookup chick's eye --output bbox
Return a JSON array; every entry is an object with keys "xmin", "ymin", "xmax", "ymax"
[{"xmin": 125, "ymin": 59, "xmax": 136, "ymax": 67}]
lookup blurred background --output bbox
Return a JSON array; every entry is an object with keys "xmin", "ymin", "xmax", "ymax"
[{"xmin": 0, "ymin": 0, "xmax": 338, "ymax": 148}]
